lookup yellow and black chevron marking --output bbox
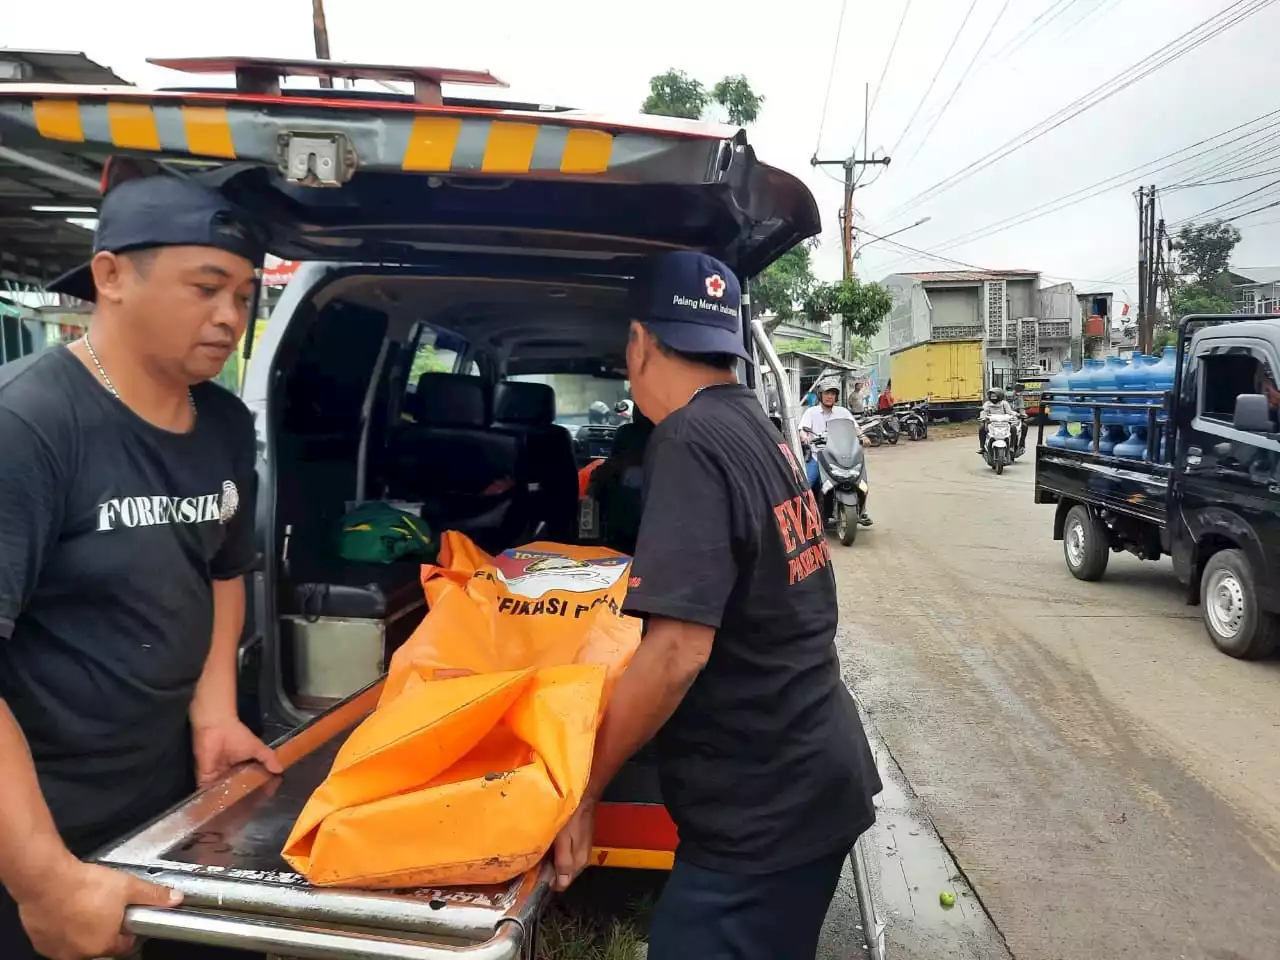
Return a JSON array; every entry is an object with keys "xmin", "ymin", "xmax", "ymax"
[{"xmin": 7, "ymin": 97, "xmax": 703, "ymax": 179}]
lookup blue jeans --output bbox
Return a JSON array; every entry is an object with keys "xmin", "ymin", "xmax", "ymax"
[{"xmin": 648, "ymin": 847, "xmax": 850, "ymax": 960}]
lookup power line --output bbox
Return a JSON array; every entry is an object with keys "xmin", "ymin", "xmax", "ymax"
[
  {"xmin": 813, "ymin": 0, "xmax": 849, "ymax": 156},
  {"xmin": 990, "ymin": 0, "xmax": 1077, "ymax": 61},
  {"xmin": 877, "ymin": 108, "xmax": 1280, "ymax": 267},
  {"xmin": 855, "ymin": 0, "xmax": 913, "ymax": 155},
  {"xmin": 1061, "ymin": 0, "xmax": 1128, "ymax": 40},
  {"xmin": 897, "ymin": 0, "xmax": 1014, "ymax": 171},
  {"xmin": 885, "ymin": 0, "xmax": 981, "ymax": 160},
  {"xmin": 1172, "ymin": 176, "xmax": 1280, "ymax": 225},
  {"xmin": 883, "ymin": 0, "xmax": 1278, "ymax": 221}
]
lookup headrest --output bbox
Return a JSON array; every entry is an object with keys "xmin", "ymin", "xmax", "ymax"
[
  {"xmin": 611, "ymin": 418, "xmax": 653, "ymax": 458},
  {"xmin": 494, "ymin": 381, "xmax": 556, "ymax": 426},
  {"xmin": 413, "ymin": 373, "xmax": 487, "ymax": 427}
]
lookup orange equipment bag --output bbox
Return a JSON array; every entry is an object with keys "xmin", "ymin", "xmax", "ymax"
[{"xmin": 282, "ymin": 531, "xmax": 641, "ymax": 889}]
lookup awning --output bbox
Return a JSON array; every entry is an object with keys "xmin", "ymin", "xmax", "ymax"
[{"xmin": 777, "ymin": 349, "xmax": 869, "ymax": 373}]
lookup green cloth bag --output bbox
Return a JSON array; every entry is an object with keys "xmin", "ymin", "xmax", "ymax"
[{"xmin": 336, "ymin": 502, "xmax": 437, "ymax": 565}]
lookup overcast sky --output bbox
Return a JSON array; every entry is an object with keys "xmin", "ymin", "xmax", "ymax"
[{"xmin": 10, "ymin": 0, "xmax": 1280, "ymax": 310}]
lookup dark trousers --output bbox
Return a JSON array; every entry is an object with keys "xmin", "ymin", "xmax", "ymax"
[{"xmin": 648, "ymin": 847, "xmax": 849, "ymax": 960}]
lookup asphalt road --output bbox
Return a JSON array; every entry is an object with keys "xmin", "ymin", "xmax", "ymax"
[{"xmin": 831, "ymin": 433, "xmax": 1280, "ymax": 960}]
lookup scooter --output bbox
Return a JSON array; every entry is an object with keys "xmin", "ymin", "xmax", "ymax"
[
  {"xmin": 901, "ymin": 403, "xmax": 929, "ymax": 441},
  {"xmin": 982, "ymin": 412, "xmax": 1017, "ymax": 475},
  {"xmin": 810, "ymin": 419, "xmax": 869, "ymax": 545}
]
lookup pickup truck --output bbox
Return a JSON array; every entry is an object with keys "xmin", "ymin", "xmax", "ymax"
[{"xmin": 1035, "ymin": 315, "xmax": 1280, "ymax": 660}]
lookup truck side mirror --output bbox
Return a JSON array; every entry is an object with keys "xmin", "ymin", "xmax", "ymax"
[{"xmin": 1232, "ymin": 393, "xmax": 1274, "ymax": 433}]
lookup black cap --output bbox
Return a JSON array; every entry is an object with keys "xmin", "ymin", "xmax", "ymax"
[
  {"xmin": 47, "ymin": 176, "xmax": 267, "ymax": 302},
  {"xmin": 634, "ymin": 251, "xmax": 749, "ymax": 361}
]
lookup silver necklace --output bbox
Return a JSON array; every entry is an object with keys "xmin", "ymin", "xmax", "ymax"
[{"xmin": 83, "ymin": 334, "xmax": 197, "ymax": 414}]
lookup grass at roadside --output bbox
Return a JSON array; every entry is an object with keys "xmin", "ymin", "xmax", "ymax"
[{"xmin": 535, "ymin": 869, "xmax": 663, "ymax": 960}]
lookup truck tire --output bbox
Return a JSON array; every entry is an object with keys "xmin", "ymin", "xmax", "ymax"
[
  {"xmin": 1199, "ymin": 549, "xmax": 1279, "ymax": 660},
  {"xmin": 1063, "ymin": 504, "xmax": 1109, "ymax": 581}
]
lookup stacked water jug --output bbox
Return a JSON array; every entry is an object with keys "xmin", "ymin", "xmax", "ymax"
[{"xmin": 1043, "ymin": 347, "xmax": 1176, "ymax": 460}]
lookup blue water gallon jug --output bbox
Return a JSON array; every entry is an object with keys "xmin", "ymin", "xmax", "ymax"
[
  {"xmin": 1118, "ymin": 354, "xmax": 1148, "ymax": 426},
  {"xmin": 1045, "ymin": 422, "xmax": 1071, "ymax": 448},
  {"xmin": 1151, "ymin": 346, "xmax": 1177, "ymax": 423},
  {"xmin": 1046, "ymin": 361, "xmax": 1073, "ymax": 422},
  {"xmin": 1113, "ymin": 428, "xmax": 1147, "ymax": 460},
  {"xmin": 1066, "ymin": 361, "xmax": 1092, "ymax": 423},
  {"xmin": 1099, "ymin": 357, "xmax": 1125, "ymax": 426}
]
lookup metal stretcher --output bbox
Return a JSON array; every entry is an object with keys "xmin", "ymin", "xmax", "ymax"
[{"xmin": 97, "ymin": 684, "xmax": 550, "ymax": 959}]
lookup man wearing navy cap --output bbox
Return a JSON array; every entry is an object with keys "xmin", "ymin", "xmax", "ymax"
[
  {"xmin": 552, "ymin": 251, "xmax": 882, "ymax": 959},
  {"xmin": 0, "ymin": 174, "xmax": 280, "ymax": 959}
]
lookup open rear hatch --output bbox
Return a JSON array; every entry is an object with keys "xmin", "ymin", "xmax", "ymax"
[
  {"xmin": 0, "ymin": 55, "xmax": 819, "ymax": 278},
  {"xmin": 1, "ymin": 57, "xmax": 822, "ymax": 955}
]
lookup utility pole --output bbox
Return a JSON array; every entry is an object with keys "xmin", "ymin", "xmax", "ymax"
[
  {"xmin": 812, "ymin": 85, "xmax": 892, "ymax": 281},
  {"xmin": 1141, "ymin": 185, "xmax": 1152, "ymax": 355},
  {"xmin": 810, "ymin": 84, "xmax": 891, "ymax": 391},
  {"xmin": 1135, "ymin": 185, "xmax": 1160, "ymax": 354},
  {"xmin": 312, "ymin": 0, "xmax": 334, "ymax": 88}
]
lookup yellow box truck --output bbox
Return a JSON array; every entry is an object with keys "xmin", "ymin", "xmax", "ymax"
[{"xmin": 889, "ymin": 339, "xmax": 984, "ymax": 416}]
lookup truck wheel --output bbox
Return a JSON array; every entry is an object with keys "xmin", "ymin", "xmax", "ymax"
[
  {"xmin": 1200, "ymin": 549, "xmax": 1278, "ymax": 660},
  {"xmin": 1063, "ymin": 504, "xmax": 1109, "ymax": 581}
]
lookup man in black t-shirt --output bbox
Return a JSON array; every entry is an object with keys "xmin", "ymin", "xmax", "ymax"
[
  {"xmin": 0, "ymin": 174, "xmax": 281, "ymax": 960},
  {"xmin": 551, "ymin": 251, "xmax": 882, "ymax": 959}
]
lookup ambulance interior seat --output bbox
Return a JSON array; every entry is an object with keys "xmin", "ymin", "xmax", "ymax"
[
  {"xmin": 493, "ymin": 380, "xmax": 579, "ymax": 542},
  {"xmin": 594, "ymin": 410, "xmax": 653, "ymax": 556},
  {"xmin": 383, "ymin": 372, "xmax": 521, "ymax": 554}
]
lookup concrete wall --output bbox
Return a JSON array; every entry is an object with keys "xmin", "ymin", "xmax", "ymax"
[
  {"xmin": 928, "ymin": 287, "xmax": 981, "ymax": 330},
  {"xmin": 1007, "ymin": 278, "xmax": 1038, "ymax": 319},
  {"xmin": 875, "ymin": 275, "xmax": 927, "ymax": 353},
  {"xmin": 1037, "ymin": 282, "xmax": 1078, "ymax": 322}
]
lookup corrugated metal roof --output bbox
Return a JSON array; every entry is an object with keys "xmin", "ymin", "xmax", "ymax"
[{"xmin": 900, "ymin": 269, "xmax": 1040, "ymax": 283}]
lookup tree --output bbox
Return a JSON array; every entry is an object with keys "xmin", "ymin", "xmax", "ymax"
[
  {"xmin": 752, "ymin": 240, "xmax": 819, "ymax": 320},
  {"xmin": 641, "ymin": 69, "xmax": 764, "ymax": 125},
  {"xmin": 1167, "ymin": 219, "xmax": 1242, "ymax": 323},
  {"xmin": 804, "ymin": 277, "xmax": 895, "ymax": 342},
  {"xmin": 710, "ymin": 75, "xmax": 765, "ymax": 126},
  {"xmin": 1173, "ymin": 220, "xmax": 1241, "ymax": 287}
]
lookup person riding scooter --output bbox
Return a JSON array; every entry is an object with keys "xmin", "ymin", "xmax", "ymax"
[
  {"xmin": 799, "ymin": 378, "xmax": 874, "ymax": 527},
  {"xmin": 978, "ymin": 387, "xmax": 1020, "ymax": 455}
]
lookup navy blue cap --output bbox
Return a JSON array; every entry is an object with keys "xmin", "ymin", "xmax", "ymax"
[
  {"xmin": 48, "ymin": 176, "xmax": 267, "ymax": 302},
  {"xmin": 634, "ymin": 251, "xmax": 749, "ymax": 361}
]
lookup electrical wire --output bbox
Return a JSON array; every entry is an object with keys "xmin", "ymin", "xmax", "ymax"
[
  {"xmin": 1171, "ymin": 176, "xmax": 1280, "ymax": 226},
  {"xmin": 989, "ymin": 0, "xmax": 1078, "ymax": 61},
  {"xmin": 1166, "ymin": 166, "xmax": 1280, "ymax": 189},
  {"xmin": 812, "ymin": 0, "xmax": 849, "ymax": 157},
  {"xmin": 885, "ymin": 0, "xmax": 982, "ymax": 160},
  {"xmin": 855, "ymin": 0, "xmax": 914, "ymax": 156},
  {"xmin": 883, "ymin": 0, "xmax": 1278, "ymax": 221},
  {"xmin": 896, "ymin": 0, "xmax": 1014, "ymax": 172},
  {"xmin": 1061, "ymin": 0, "xmax": 1128, "ymax": 40},
  {"xmin": 877, "ymin": 109, "xmax": 1280, "ymax": 267}
]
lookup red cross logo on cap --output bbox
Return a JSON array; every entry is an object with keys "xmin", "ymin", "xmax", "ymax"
[{"xmin": 705, "ymin": 274, "xmax": 726, "ymax": 298}]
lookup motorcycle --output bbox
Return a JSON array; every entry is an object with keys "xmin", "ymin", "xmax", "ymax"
[
  {"xmin": 809, "ymin": 419, "xmax": 869, "ymax": 546},
  {"xmin": 879, "ymin": 411, "xmax": 901, "ymax": 445},
  {"xmin": 901, "ymin": 402, "xmax": 929, "ymax": 441},
  {"xmin": 856, "ymin": 413, "xmax": 886, "ymax": 447},
  {"xmin": 981, "ymin": 412, "xmax": 1018, "ymax": 474}
]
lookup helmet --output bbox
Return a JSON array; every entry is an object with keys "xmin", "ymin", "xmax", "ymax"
[
  {"xmin": 588, "ymin": 401, "xmax": 611, "ymax": 424},
  {"xmin": 815, "ymin": 376, "xmax": 841, "ymax": 400},
  {"xmin": 988, "ymin": 387, "xmax": 1004, "ymax": 402},
  {"xmin": 614, "ymin": 399, "xmax": 633, "ymax": 416}
]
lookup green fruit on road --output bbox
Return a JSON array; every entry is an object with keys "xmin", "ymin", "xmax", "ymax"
[{"xmin": 939, "ymin": 891, "xmax": 956, "ymax": 908}]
